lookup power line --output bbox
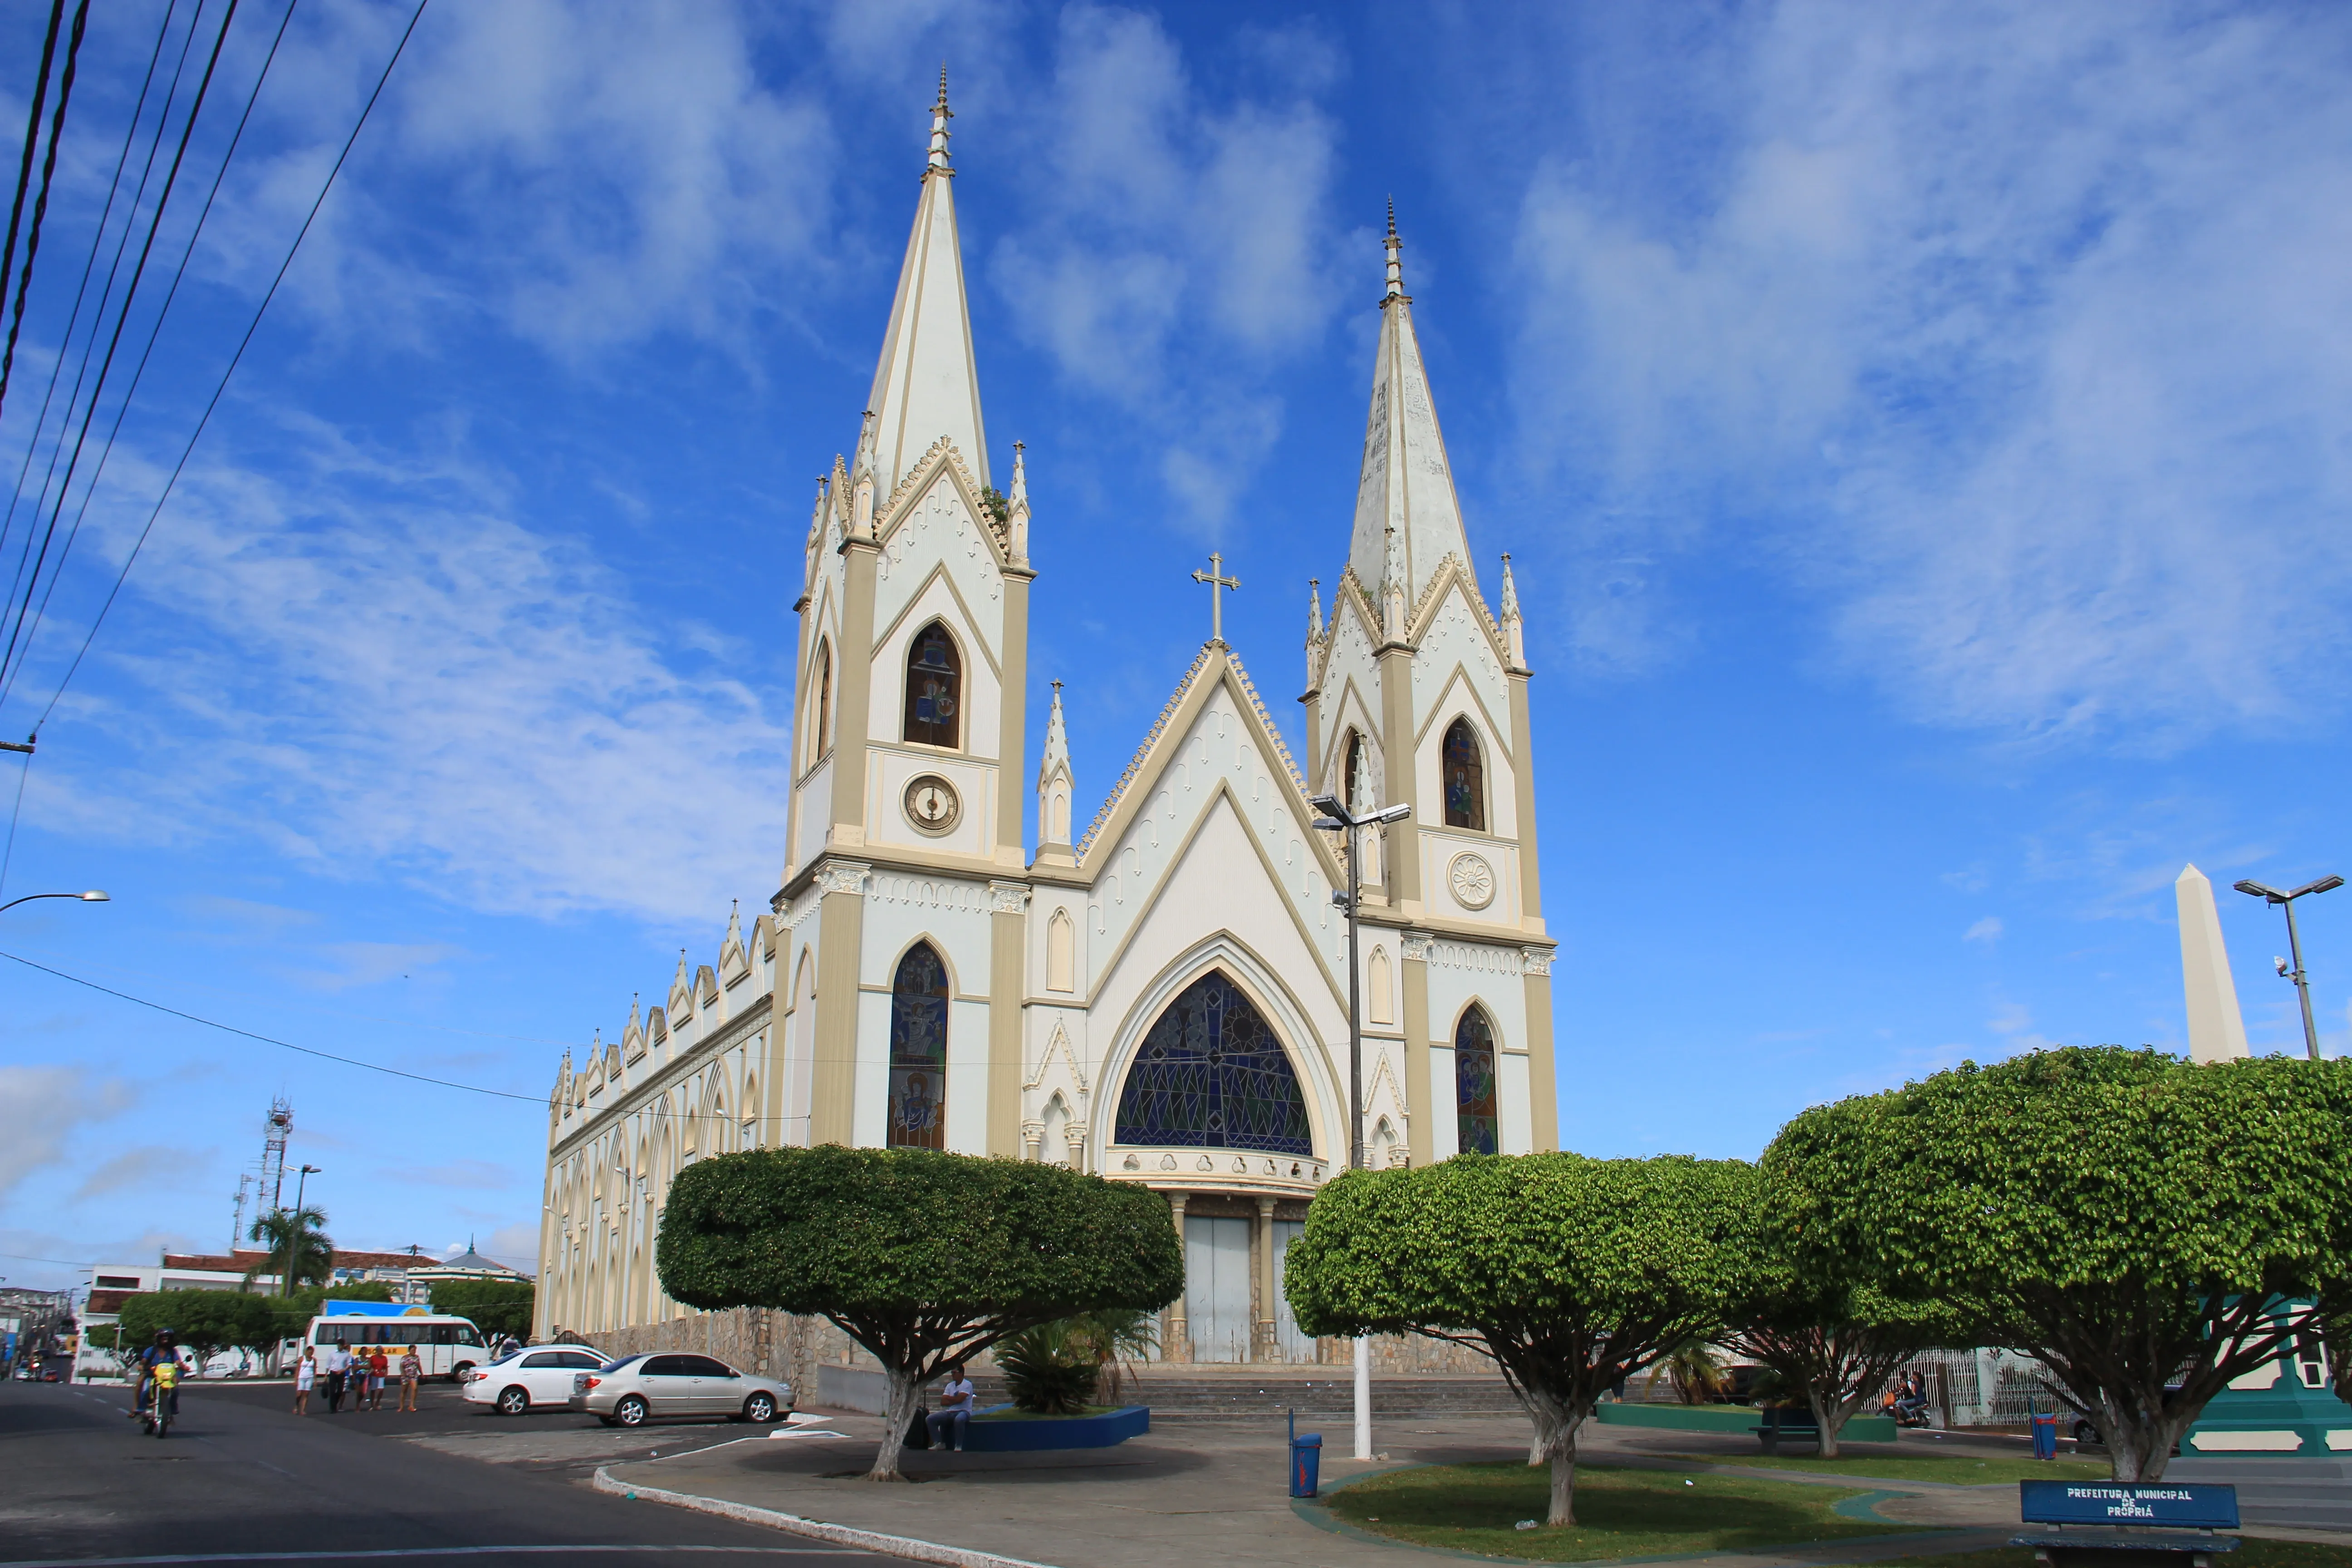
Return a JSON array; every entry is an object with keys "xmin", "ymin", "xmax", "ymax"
[
  {"xmin": 0, "ymin": 947, "xmax": 545, "ymax": 1104},
  {"xmin": 34, "ymin": 0, "xmax": 431, "ymax": 731},
  {"xmin": 0, "ymin": 0, "xmax": 68, "ymax": 400},
  {"xmin": 0, "ymin": 0, "xmax": 185, "ymax": 591},
  {"xmin": 0, "ymin": 0, "xmax": 91, "ymax": 421},
  {"xmin": 3, "ymin": 0, "xmax": 305, "ymax": 704},
  {"xmin": 0, "ymin": 0, "xmax": 238, "ymax": 697}
]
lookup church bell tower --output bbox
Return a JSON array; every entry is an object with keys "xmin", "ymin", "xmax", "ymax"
[{"xmin": 777, "ymin": 74, "xmax": 1035, "ymax": 1158}]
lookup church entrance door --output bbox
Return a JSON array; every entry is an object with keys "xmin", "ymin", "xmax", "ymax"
[{"xmin": 1184, "ymin": 1216, "xmax": 1252, "ymax": 1363}]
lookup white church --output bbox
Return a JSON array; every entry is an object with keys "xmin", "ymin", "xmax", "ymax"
[{"xmin": 537, "ymin": 83, "xmax": 1559, "ymax": 1369}]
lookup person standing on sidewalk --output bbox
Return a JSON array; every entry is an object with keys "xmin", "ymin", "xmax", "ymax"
[
  {"xmin": 293, "ymin": 1349, "xmax": 316, "ymax": 1415},
  {"xmin": 397, "ymin": 1345, "xmax": 421, "ymax": 1412},
  {"xmin": 367, "ymin": 1348, "xmax": 389, "ymax": 1411},
  {"xmin": 323, "ymin": 1340, "xmax": 351, "ymax": 1413}
]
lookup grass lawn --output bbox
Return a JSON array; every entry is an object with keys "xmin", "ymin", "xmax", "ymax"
[
  {"xmin": 1887, "ymin": 1548, "xmax": 2352, "ymax": 1568},
  {"xmin": 1668, "ymin": 1448, "xmax": 2110, "ymax": 1484},
  {"xmin": 1321, "ymin": 1461, "xmax": 1914, "ymax": 1562}
]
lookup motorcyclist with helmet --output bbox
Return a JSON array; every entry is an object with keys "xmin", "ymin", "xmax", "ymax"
[{"xmin": 130, "ymin": 1330, "xmax": 183, "ymax": 1423}]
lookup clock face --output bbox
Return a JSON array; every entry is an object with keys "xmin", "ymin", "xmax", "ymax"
[
  {"xmin": 1448, "ymin": 852, "xmax": 1496, "ymax": 911},
  {"xmin": 903, "ymin": 774, "xmax": 961, "ymax": 835}
]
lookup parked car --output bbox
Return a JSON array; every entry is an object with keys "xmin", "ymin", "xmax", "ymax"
[
  {"xmin": 462, "ymin": 1346, "xmax": 610, "ymax": 1416},
  {"xmin": 568, "ymin": 1352, "xmax": 790, "ymax": 1427}
]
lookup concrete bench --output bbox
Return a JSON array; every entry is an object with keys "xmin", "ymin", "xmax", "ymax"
[
  {"xmin": 2012, "ymin": 1480, "xmax": 2239, "ymax": 1568},
  {"xmin": 1753, "ymin": 1406, "xmax": 1821, "ymax": 1454}
]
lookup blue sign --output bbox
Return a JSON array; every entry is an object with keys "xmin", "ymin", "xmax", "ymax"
[
  {"xmin": 319, "ymin": 1301, "xmax": 436, "ymax": 1318},
  {"xmin": 2020, "ymin": 1481, "xmax": 2239, "ymax": 1531}
]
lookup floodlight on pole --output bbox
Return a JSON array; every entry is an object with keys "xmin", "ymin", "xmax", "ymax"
[
  {"xmin": 2232, "ymin": 874, "xmax": 2342, "ymax": 1060},
  {"xmin": 1310, "ymin": 788, "xmax": 1414, "ymax": 1463}
]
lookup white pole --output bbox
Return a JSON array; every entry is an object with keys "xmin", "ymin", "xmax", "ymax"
[{"xmin": 1354, "ymin": 1333, "xmax": 1372, "ymax": 1460}]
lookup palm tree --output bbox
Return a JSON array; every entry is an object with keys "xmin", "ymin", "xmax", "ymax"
[{"xmin": 247, "ymin": 1206, "xmax": 332, "ymax": 1296}]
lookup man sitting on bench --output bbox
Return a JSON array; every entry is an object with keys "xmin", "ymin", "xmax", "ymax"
[{"xmin": 926, "ymin": 1362, "xmax": 976, "ymax": 1453}]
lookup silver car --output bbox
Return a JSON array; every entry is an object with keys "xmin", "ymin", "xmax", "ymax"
[{"xmin": 569, "ymin": 1352, "xmax": 791, "ymax": 1427}]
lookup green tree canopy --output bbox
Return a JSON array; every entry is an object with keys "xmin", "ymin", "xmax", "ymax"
[
  {"xmin": 657, "ymin": 1145, "xmax": 1184, "ymax": 1480},
  {"xmin": 1769, "ymin": 1047, "xmax": 2352, "ymax": 1480},
  {"xmin": 247, "ymin": 1205, "xmax": 332, "ymax": 1293},
  {"xmin": 427, "ymin": 1279, "xmax": 534, "ymax": 1340},
  {"xmin": 117, "ymin": 1289, "xmax": 278, "ymax": 1372},
  {"xmin": 1285, "ymin": 1152, "xmax": 1756, "ymax": 1526}
]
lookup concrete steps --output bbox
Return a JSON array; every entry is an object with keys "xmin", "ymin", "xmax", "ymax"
[
  {"xmin": 2168, "ymin": 1457, "xmax": 2352, "ymax": 1532},
  {"xmin": 961, "ymin": 1369, "xmax": 1519, "ymax": 1417}
]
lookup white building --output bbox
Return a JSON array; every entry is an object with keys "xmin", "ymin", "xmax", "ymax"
[{"xmin": 539, "ymin": 82, "xmax": 1558, "ymax": 1369}]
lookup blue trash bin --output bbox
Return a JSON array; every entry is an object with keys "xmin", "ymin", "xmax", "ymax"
[
  {"xmin": 1290, "ymin": 1431, "xmax": 1323, "ymax": 1497},
  {"xmin": 2031, "ymin": 1411, "xmax": 2058, "ymax": 1460}
]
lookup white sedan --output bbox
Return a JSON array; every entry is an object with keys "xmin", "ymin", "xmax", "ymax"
[{"xmin": 462, "ymin": 1346, "xmax": 608, "ymax": 1415}]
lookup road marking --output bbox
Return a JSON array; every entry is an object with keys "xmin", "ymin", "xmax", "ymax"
[{"xmin": 0, "ymin": 1549, "xmax": 868, "ymax": 1568}]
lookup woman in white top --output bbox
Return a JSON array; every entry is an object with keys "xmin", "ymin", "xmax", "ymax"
[{"xmin": 293, "ymin": 1350, "xmax": 316, "ymax": 1416}]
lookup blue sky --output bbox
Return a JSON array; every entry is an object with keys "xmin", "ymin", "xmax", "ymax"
[{"xmin": 2, "ymin": 1, "xmax": 2347, "ymax": 1293}]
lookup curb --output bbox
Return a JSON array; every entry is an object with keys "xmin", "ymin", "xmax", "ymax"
[{"xmin": 590, "ymin": 1467, "xmax": 1061, "ymax": 1568}]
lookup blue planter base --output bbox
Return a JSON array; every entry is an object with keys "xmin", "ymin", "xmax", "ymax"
[{"xmin": 951, "ymin": 1405, "xmax": 1150, "ymax": 1452}]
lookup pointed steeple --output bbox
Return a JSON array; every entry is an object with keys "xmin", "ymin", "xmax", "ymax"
[
  {"xmin": 1036, "ymin": 679, "xmax": 1075, "ymax": 857},
  {"xmin": 806, "ymin": 475, "xmax": 829, "ymax": 546},
  {"xmin": 1350, "ymin": 206, "xmax": 1474, "ymax": 617},
  {"xmin": 725, "ymin": 898, "xmax": 743, "ymax": 951},
  {"xmin": 1498, "ymin": 553, "xmax": 1525, "ymax": 667},
  {"xmin": 864, "ymin": 71, "xmax": 990, "ymax": 498},
  {"xmin": 1306, "ymin": 578, "xmax": 1323, "ymax": 644},
  {"xmin": 1006, "ymin": 440, "xmax": 1030, "ymax": 566}
]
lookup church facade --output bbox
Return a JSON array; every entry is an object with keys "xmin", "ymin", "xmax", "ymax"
[{"xmin": 537, "ymin": 86, "xmax": 1558, "ymax": 1368}]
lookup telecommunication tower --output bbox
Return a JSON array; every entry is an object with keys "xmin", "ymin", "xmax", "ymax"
[
  {"xmin": 230, "ymin": 1173, "xmax": 254, "ymax": 1251},
  {"xmin": 261, "ymin": 1098, "xmax": 293, "ymax": 1212}
]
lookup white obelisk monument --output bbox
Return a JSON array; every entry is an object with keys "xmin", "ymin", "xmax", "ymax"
[{"xmin": 2176, "ymin": 864, "xmax": 2250, "ymax": 1063}]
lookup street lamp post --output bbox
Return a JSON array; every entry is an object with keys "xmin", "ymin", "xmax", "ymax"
[
  {"xmin": 2233, "ymin": 876, "xmax": 2343, "ymax": 1060},
  {"xmin": 0, "ymin": 891, "xmax": 108, "ymax": 913},
  {"xmin": 1309, "ymin": 790, "xmax": 1410, "ymax": 1464},
  {"xmin": 281, "ymin": 1165, "xmax": 321, "ymax": 1297}
]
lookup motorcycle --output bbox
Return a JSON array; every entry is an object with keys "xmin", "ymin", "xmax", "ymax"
[
  {"xmin": 1891, "ymin": 1400, "xmax": 1934, "ymax": 1429},
  {"xmin": 140, "ymin": 1362, "xmax": 180, "ymax": 1439}
]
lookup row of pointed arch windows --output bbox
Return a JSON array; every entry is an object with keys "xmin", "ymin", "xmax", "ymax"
[
  {"xmin": 1334, "ymin": 717, "xmax": 1488, "ymax": 831},
  {"xmin": 804, "ymin": 620, "xmax": 967, "ymax": 771},
  {"xmin": 883, "ymin": 947, "xmax": 1506, "ymax": 1160}
]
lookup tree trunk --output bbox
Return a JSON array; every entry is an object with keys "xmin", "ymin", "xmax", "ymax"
[
  {"xmin": 866, "ymin": 1361, "xmax": 923, "ymax": 1482},
  {"xmin": 2106, "ymin": 1401, "xmax": 2189, "ymax": 1483},
  {"xmin": 1810, "ymin": 1386, "xmax": 1840, "ymax": 1460},
  {"xmin": 1548, "ymin": 1426, "xmax": 1579, "ymax": 1526}
]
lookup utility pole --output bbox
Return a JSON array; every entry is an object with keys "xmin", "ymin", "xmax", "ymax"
[{"xmin": 1310, "ymin": 790, "xmax": 1410, "ymax": 1464}]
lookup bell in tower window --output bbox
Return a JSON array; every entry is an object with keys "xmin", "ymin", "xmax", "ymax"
[{"xmin": 904, "ymin": 622, "xmax": 961, "ymax": 748}]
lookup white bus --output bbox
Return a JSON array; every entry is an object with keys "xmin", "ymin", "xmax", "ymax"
[{"xmin": 304, "ymin": 1307, "xmax": 490, "ymax": 1381}]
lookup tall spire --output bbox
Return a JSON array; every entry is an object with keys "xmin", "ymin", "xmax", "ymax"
[
  {"xmin": 1349, "ymin": 204, "xmax": 1474, "ymax": 616},
  {"xmin": 864, "ymin": 71, "xmax": 990, "ymax": 498},
  {"xmin": 1006, "ymin": 440, "xmax": 1030, "ymax": 565},
  {"xmin": 1305, "ymin": 578, "xmax": 1323, "ymax": 644},
  {"xmin": 1036, "ymin": 679, "xmax": 1075, "ymax": 856},
  {"xmin": 1498, "ymin": 553, "xmax": 1525, "ymax": 667},
  {"xmin": 2176, "ymin": 865, "xmax": 2250, "ymax": 1063}
]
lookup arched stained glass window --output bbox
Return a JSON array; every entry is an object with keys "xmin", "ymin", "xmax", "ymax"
[
  {"xmin": 1455, "ymin": 1006, "xmax": 1499, "ymax": 1155},
  {"xmin": 888, "ymin": 943, "xmax": 950, "ymax": 1149},
  {"xmin": 1442, "ymin": 718, "xmax": 1485, "ymax": 831},
  {"xmin": 1115, "ymin": 970, "xmax": 1311, "ymax": 1154},
  {"xmin": 903, "ymin": 622, "xmax": 961, "ymax": 748}
]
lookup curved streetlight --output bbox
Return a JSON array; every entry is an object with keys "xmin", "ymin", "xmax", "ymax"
[
  {"xmin": 0, "ymin": 891, "xmax": 107, "ymax": 913},
  {"xmin": 2233, "ymin": 875, "xmax": 2343, "ymax": 1060}
]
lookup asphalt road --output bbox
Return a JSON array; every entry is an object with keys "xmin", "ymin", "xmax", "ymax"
[{"xmin": 0, "ymin": 1380, "xmax": 886, "ymax": 1568}]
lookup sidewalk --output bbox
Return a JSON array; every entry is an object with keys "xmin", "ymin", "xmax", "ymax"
[{"xmin": 598, "ymin": 1410, "xmax": 2019, "ymax": 1568}]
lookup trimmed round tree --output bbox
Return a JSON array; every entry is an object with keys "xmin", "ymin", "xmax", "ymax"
[
  {"xmin": 1769, "ymin": 1046, "xmax": 2352, "ymax": 1481},
  {"xmin": 1285, "ymin": 1152, "xmax": 1756, "ymax": 1526},
  {"xmin": 657, "ymin": 1145, "xmax": 1183, "ymax": 1481}
]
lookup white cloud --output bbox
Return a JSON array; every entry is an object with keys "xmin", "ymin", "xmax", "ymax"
[
  {"xmin": 1963, "ymin": 916, "xmax": 2004, "ymax": 945},
  {"xmin": 209, "ymin": 0, "xmax": 840, "ymax": 362},
  {"xmin": 1505, "ymin": 3, "xmax": 2352, "ymax": 742},
  {"xmin": 0, "ymin": 1066, "xmax": 136, "ymax": 1204},
  {"xmin": 988, "ymin": 5, "xmax": 1343, "ymax": 529},
  {"xmin": 34, "ymin": 419, "xmax": 793, "ymax": 925},
  {"xmin": 74, "ymin": 1146, "xmax": 217, "ymax": 1202}
]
